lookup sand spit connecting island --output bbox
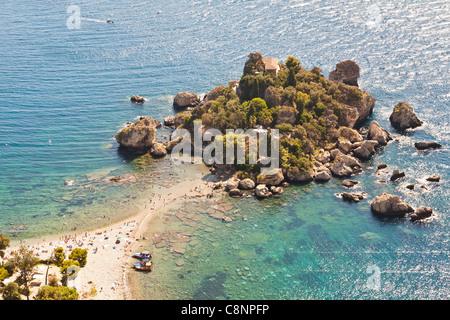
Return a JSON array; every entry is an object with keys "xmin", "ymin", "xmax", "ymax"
[{"xmin": 3, "ymin": 53, "xmax": 442, "ymax": 300}]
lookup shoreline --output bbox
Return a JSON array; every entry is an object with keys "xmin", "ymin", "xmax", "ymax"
[{"xmin": 4, "ymin": 167, "xmax": 217, "ymax": 300}]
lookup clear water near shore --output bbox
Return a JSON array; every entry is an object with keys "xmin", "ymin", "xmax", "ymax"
[{"xmin": 0, "ymin": 0, "xmax": 448, "ymax": 299}]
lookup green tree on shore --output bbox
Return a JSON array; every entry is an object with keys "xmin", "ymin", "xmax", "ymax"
[
  {"xmin": 11, "ymin": 246, "xmax": 40, "ymax": 300},
  {"xmin": 1, "ymin": 282, "xmax": 21, "ymax": 300},
  {"xmin": 0, "ymin": 234, "xmax": 10, "ymax": 259}
]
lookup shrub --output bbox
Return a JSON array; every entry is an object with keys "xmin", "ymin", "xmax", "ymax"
[
  {"xmin": 35, "ymin": 286, "xmax": 79, "ymax": 300},
  {"xmin": 275, "ymin": 123, "xmax": 293, "ymax": 133},
  {"xmin": 68, "ymin": 248, "xmax": 87, "ymax": 268}
]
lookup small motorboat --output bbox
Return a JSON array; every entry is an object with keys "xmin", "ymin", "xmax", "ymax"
[
  {"xmin": 132, "ymin": 250, "xmax": 152, "ymax": 260},
  {"xmin": 134, "ymin": 259, "xmax": 152, "ymax": 271}
]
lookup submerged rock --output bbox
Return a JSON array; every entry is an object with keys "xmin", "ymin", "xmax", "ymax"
[
  {"xmin": 389, "ymin": 102, "xmax": 423, "ymax": 131},
  {"xmin": 414, "ymin": 142, "xmax": 442, "ymax": 150},
  {"xmin": 410, "ymin": 206, "xmax": 433, "ymax": 222},
  {"xmin": 370, "ymin": 193, "xmax": 414, "ymax": 217},
  {"xmin": 341, "ymin": 179, "xmax": 359, "ymax": 188},
  {"xmin": 342, "ymin": 192, "xmax": 367, "ymax": 203}
]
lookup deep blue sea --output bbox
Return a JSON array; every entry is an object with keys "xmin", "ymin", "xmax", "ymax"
[{"xmin": 0, "ymin": 0, "xmax": 448, "ymax": 299}]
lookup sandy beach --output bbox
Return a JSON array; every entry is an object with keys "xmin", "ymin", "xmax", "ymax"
[{"xmin": 4, "ymin": 174, "xmax": 216, "ymax": 300}]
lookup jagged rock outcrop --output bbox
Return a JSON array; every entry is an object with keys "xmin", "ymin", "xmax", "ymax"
[
  {"xmin": 204, "ymin": 85, "xmax": 226, "ymax": 103},
  {"xmin": 173, "ymin": 92, "xmax": 200, "ymax": 108},
  {"xmin": 367, "ymin": 121, "xmax": 391, "ymax": 146},
  {"xmin": 353, "ymin": 140, "xmax": 378, "ymax": 160},
  {"xmin": 414, "ymin": 142, "xmax": 442, "ymax": 150},
  {"xmin": 370, "ymin": 193, "xmax": 414, "ymax": 217},
  {"xmin": 329, "ymin": 60, "xmax": 360, "ymax": 87},
  {"xmin": 338, "ymin": 127, "xmax": 363, "ymax": 143},
  {"xmin": 115, "ymin": 117, "xmax": 160, "ymax": 149},
  {"xmin": 389, "ymin": 102, "xmax": 423, "ymax": 131},
  {"xmin": 338, "ymin": 83, "xmax": 376, "ymax": 128},
  {"xmin": 330, "ymin": 154, "xmax": 362, "ymax": 177}
]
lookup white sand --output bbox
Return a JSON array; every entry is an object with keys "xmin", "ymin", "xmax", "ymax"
[{"xmin": 4, "ymin": 176, "xmax": 215, "ymax": 300}]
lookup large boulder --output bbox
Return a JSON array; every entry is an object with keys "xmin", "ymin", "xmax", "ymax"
[
  {"xmin": 314, "ymin": 166, "xmax": 331, "ymax": 182},
  {"xmin": 239, "ymin": 178, "xmax": 256, "ymax": 190},
  {"xmin": 115, "ymin": 117, "xmax": 160, "ymax": 149},
  {"xmin": 173, "ymin": 92, "xmax": 200, "ymax": 109},
  {"xmin": 367, "ymin": 121, "xmax": 391, "ymax": 146},
  {"xmin": 329, "ymin": 60, "xmax": 360, "ymax": 87},
  {"xmin": 255, "ymin": 184, "xmax": 272, "ymax": 199},
  {"xmin": 284, "ymin": 167, "xmax": 314, "ymax": 183},
  {"xmin": 389, "ymin": 102, "xmax": 423, "ymax": 131},
  {"xmin": 225, "ymin": 177, "xmax": 240, "ymax": 191},
  {"xmin": 353, "ymin": 140, "xmax": 378, "ymax": 160},
  {"xmin": 410, "ymin": 206, "xmax": 433, "ymax": 222},
  {"xmin": 338, "ymin": 127, "xmax": 363, "ymax": 143},
  {"xmin": 257, "ymin": 168, "xmax": 284, "ymax": 186},
  {"xmin": 330, "ymin": 154, "xmax": 361, "ymax": 177},
  {"xmin": 414, "ymin": 142, "xmax": 442, "ymax": 150},
  {"xmin": 370, "ymin": 193, "xmax": 414, "ymax": 217},
  {"xmin": 150, "ymin": 143, "xmax": 167, "ymax": 157}
]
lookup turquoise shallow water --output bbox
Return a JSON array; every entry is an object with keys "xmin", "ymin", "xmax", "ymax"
[{"xmin": 0, "ymin": 0, "xmax": 449, "ymax": 299}]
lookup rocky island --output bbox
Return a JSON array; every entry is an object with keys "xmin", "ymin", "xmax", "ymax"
[{"xmin": 114, "ymin": 52, "xmax": 439, "ymax": 222}]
